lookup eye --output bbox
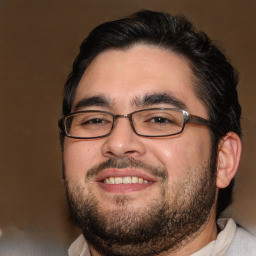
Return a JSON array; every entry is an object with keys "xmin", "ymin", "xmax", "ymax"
[
  {"xmin": 73, "ymin": 113, "xmax": 113, "ymax": 128},
  {"xmin": 83, "ymin": 118, "xmax": 106, "ymax": 125},
  {"xmin": 138, "ymin": 110, "xmax": 181, "ymax": 127},
  {"xmin": 80, "ymin": 117, "xmax": 112, "ymax": 127},
  {"xmin": 149, "ymin": 116, "xmax": 173, "ymax": 124}
]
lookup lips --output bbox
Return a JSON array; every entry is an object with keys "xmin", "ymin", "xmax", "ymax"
[
  {"xmin": 104, "ymin": 176, "xmax": 150, "ymax": 184},
  {"xmin": 95, "ymin": 168, "xmax": 156, "ymax": 193}
]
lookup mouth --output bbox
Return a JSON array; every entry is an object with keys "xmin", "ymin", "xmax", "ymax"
[
  {"xmin": 95, "ymin": 168, "xmax": 156, "ymax": 194},
  {"xmin": 103, "ymin": 176, "xmax": 150, "ymax": 184}
]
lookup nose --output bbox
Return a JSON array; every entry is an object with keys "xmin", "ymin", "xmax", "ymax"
[{"xmin": 101, "ymin": 117, "xmax": 146, "ymax": 159}]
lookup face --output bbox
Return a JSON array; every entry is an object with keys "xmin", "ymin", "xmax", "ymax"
[{"xmin": 63, "ymin": 45, "xmax": 217, "ymax": 255}]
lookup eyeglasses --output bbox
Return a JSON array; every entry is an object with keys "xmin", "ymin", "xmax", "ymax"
[{"xmin": 58, "ymin": 108, "xmax": 216, "ymax": 139}]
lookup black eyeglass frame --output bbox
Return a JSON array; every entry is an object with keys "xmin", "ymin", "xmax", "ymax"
[{"xmin": 58, "ymin": 108, "xmax": 218, "ymax": 139}]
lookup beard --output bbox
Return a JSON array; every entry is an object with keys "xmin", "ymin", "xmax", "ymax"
[{"xmin": 64, "ymin": 156, "xmax": 217, "ymax": 256}]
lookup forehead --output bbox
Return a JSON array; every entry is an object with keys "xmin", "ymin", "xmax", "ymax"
[{"xmin": 74, "ymin": 45, "xmax": 206, "ymax": 115}]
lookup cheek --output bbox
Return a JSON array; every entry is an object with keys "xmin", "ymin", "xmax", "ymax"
[
  {"xmin": 147, "ymin": 132, "xmax": 212, "ymax": 177},
  {"xmin": 63, "ymin": 139, "xmax": 103, "ymax": 178}
]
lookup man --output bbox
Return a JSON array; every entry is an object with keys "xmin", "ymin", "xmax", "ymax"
[{"xmin": 58, "ymin": 10, "xmax": 256, "ymax": 256}]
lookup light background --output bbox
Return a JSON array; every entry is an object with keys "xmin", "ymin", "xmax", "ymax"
[{"xmin": 0, "ymin": 0, "xmax": 255, "ymax": 253}]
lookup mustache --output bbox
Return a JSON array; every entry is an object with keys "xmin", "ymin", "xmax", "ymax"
[{"xmin": 86, "ymin": 157, "xmax": 168, "ymax": 180}]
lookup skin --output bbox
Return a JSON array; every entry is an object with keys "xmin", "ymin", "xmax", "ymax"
[{"xmin": 63, "ymin": 45, "xmax": 241, "ymax": 255}]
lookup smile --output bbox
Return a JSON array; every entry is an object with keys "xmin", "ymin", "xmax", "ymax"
[
  {"xmin": 95, "ymin": 168, "xmax": 156, "ymax": 193},
  {"xmin": 103, "ymin": 176, "xmax": 150, "ymax": 184}
]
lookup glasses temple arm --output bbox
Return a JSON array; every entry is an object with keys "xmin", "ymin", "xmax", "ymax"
[{"xmin": 188, "ymin": 115, "xmax": 221, "ymax": 134}]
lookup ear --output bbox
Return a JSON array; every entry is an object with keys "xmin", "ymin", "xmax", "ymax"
[{"xmin": 216, "ymin": 132, "xmax": 242, "ymax": 189}]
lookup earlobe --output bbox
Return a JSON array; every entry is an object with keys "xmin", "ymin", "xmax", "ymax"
[{"xmin": 216, "ymin": 132, "xmax": 242, "ymax": 189}]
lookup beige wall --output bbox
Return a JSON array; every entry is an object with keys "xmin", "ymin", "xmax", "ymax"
[{"xmin": 0, "ymin": 0, "xmax": 255, "ymax": 250}]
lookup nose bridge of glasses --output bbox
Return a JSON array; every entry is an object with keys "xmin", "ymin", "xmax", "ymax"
[
  {"xmin": 114, "ymin": 114, "xmax": 130, "ymax": 118},
  {"xmin": 112, "ymin": 113, "xmax": 135, "ymax": 130}
]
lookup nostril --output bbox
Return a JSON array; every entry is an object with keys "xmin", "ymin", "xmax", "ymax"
[
  {"xmin": 105, "ymin": 150, "xmax": 137, "ymax": 159},
  {"xmin": 106, "ymin": 151, "xmax": 117, "ymax": 158},
  {"xmin": 124, "ymin": 150, "xmax": 137, "ymax": 156}
]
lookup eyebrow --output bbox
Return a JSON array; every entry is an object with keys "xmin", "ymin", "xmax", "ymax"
[
  {"xmin": 73, "ymin": 95, "xmax": 110, "ymax": 111},
  {"xmin": 132, "ymin": 92, "xmax": 187, "ymax": 109},
  {"xmin": 73, "ymin": 92, "xmax": 187, "ymax": 112}
]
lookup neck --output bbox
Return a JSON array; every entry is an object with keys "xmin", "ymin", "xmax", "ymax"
[{"xmin": 167, "ymin": 213, "xmax": 218, "ymax": 256}]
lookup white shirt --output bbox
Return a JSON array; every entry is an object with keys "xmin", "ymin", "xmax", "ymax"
[{"xmin": 68, "ymin": 218, "xmax": 256, "ymax": 256}]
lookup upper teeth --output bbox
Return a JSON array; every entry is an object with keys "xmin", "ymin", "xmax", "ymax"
[{"xmin": 104, "ymin": 176, "xmax": 149, "ymax": 184}]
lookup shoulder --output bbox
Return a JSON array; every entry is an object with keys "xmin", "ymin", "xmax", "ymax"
[
  {"xmin": 68, "ymin": 234, "xmax": 90, "ymax": 256},
  {"xmin": 224, "ymin": 223, "xmax": 256, "ymax": 256}
]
